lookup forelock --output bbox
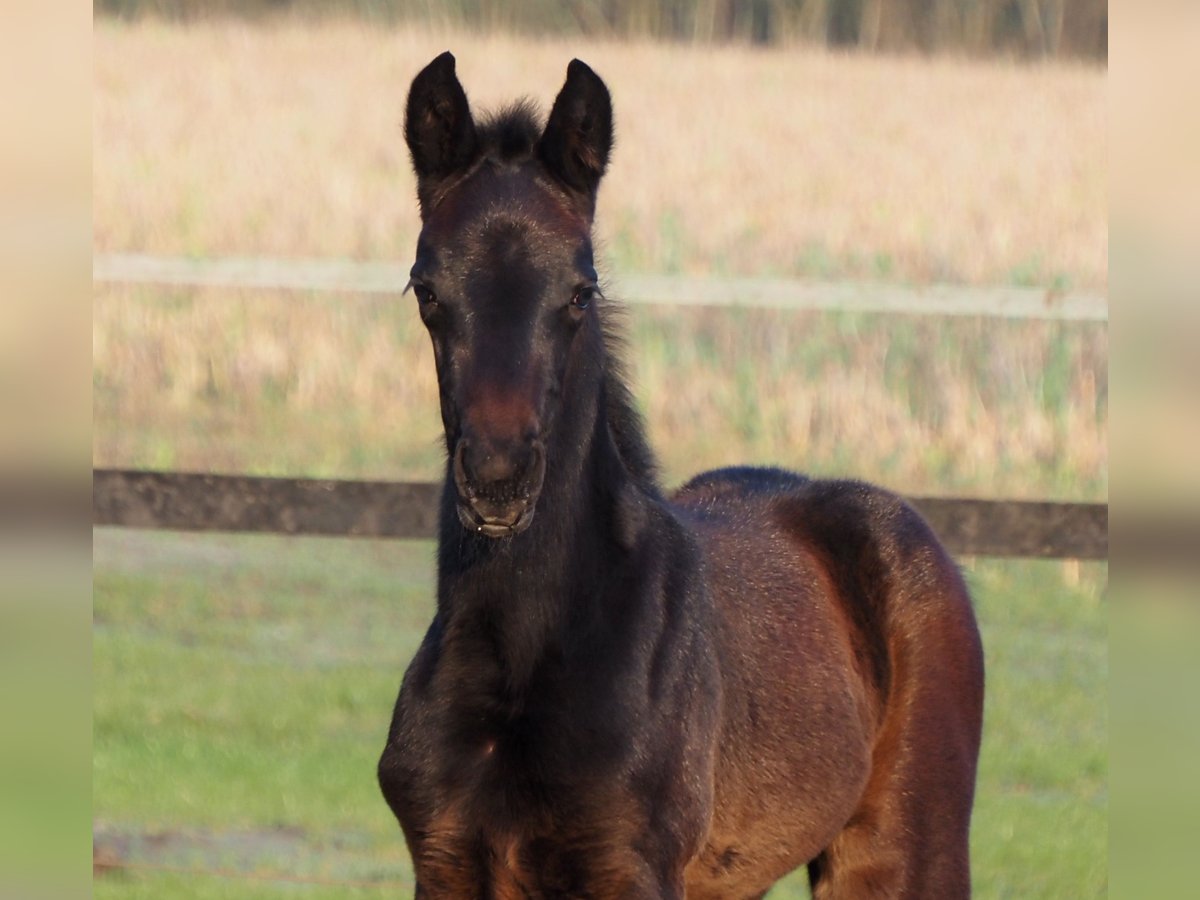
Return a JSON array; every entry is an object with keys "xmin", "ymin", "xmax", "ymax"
[{"xmin": 475, "ymin": 100, "xmax": 543, "ymax": 164}]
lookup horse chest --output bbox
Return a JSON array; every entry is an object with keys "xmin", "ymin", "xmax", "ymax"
[
  {"xmin": 392, "ymin": 706, "xmax": 652, "ymax": 896},
  {"xmin": 389, "ymin": 649, "xmax": 627, "ymax": 813},
  {"xmin": 415, "ymin": 817, "xmax": 649, "ymax": 900},
  {"xmin": 384, "ymin": 656, "xmax": 685, "ymax": 890}
]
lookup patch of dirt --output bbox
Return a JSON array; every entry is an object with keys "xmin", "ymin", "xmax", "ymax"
[{"xmin": 92, "ymin": 822, "xmax": 310, "ymax": 876}]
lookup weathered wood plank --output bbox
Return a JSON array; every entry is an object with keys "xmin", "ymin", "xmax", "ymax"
[
  {"xmin": 92, "ymin": 254, "xmax": 1108, "ymax": 321},
  {"xmin": 92, "ymin": 469, "xmax": 441, "ymax": 539},
  {"xmin": 92, "ymin": 469, "xmax": 1108, "ymax": 559},
  {"xmin": 908, "ymin": 496, "xmax": 1107, "ymax": 560}
]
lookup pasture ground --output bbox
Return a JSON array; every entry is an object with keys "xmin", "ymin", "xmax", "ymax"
[{"xmin": 92, "ymin": 528, "xmax": 1107, "ymax": 898}]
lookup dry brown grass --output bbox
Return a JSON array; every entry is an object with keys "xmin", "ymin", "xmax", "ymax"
[
  {"xmin": 93, "ymin": 283, "xmax": 1107, "ymax": 499},
  {"xmin": 93, "ymin": 21, "xmax": 1108, "ymax": 500},
  {"xmin": 94, "ymin": 20, "xmax": 1106, "ymax": 287}
]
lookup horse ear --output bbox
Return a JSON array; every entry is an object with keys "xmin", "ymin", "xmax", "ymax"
[
  {"xmin": 405, "ymin": 51, "xmax": 478, "ymax": 214},
  {"xmin": 537, "ymin": 59, "xmax": 613, "ymax": 210}
]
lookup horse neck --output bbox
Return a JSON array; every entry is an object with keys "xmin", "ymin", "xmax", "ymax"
[{"xmin": 435, "ymin": 373, "xmax": 655, "ymax": 686}]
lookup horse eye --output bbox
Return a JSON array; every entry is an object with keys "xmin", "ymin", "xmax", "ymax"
[
  {"xmin": 412, "ymin": 284, "xmax": 438, "ymax": 307},
  {"xmin": 571, "ymin": 286, "xmax": 598, "ymax": 311}
]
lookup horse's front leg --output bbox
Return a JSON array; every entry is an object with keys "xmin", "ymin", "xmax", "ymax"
[
  {"xmin": 409, "ymin": 871, "xmax": 481, "ymax": 900},
  {"xmin": 406, "ymin": 836, "xmax": 487, "ymax": 900},
  {"xmin": 605, "ymin": 878, "xmax": 684, "ymax": 900},
  {"xmin": 618, "ymin": 860, "xmax": 691, "ymax": 900}
]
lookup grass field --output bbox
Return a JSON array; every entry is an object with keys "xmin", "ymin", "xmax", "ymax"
[{"xmin": 92, "ymin": 528, "xmax": 1107, "ymax": 898}]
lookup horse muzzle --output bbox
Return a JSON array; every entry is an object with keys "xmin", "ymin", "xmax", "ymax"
[
  {"xmin": 452, "ymin": 437, "xmax": 546, "ymax": 538},
  {"xmin": 456, "ymin": 498, "xmax": 535, "ymax": 537}
]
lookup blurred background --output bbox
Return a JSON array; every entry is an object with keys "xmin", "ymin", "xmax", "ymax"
[
  {"xmin": 92, "ymin": 2, "xmax": 1109, "ymax": 498},
  {"xmin": 87, "ymin": 1, "xmax": 1113, "ymax": 898},
  {"xmin": 94, "ymin": 0, "xmax": 1108, "ymax": 58}
]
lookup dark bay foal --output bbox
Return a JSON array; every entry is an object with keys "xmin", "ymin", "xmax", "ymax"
[{"xmin": 378, "ymin": 53, "xmax": 984, "ymax": 899}]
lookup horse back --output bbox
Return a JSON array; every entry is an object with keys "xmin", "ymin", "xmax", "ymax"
[
  {"xmin": 670, "ymin": 467, "xmax": 984, "ymax": 896},
  {"xmin": 671, "ymin": 465, "xmax": 980, "ymax": 708}
]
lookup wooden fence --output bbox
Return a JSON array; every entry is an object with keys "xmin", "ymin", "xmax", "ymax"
[
  {"xmin": 93, "ymin": 255, "xmax": 1108, "ymax": 559},
  {"xmin": 92, "ymin": 469, "xmax": 1108, "ymax": 560},
  {"xmin": 93, "ymin": 254, "xmax": 1108, "ymax": 321}
]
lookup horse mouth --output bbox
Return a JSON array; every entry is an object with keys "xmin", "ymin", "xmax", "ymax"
[{"xmin": 456, "ymin": 499, "xmax": 536, "ymax": 538}]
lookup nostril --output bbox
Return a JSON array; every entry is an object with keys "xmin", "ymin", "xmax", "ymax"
[
  {"xmin": 453, "ymin": 440, "xmax": 475, "ymax": 498},
  {"xmin": 528, "ymin": 440, "xmax": 545, "ymax": 478}
]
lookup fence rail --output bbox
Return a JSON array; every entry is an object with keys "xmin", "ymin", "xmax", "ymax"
[
  {"xmin": 93, "ymin": 254, "xmax": 1108, "ymax": 321},
  {"xmin": 92, "ymin": 469, "xmax": 1108, "ymax": 560},
  {"xmin": 93, "ymin": 256, "xmax": 1109, "ymax": 559}
]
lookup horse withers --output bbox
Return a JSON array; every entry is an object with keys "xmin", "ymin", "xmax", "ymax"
[{"xmin": 377, "ymin": 52, "xmax": 984, "ymax": 899}]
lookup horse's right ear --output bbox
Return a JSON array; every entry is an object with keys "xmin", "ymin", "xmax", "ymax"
[{"xmin": 405, "ymin": 51, "xmax": 478, "ymax": 214}]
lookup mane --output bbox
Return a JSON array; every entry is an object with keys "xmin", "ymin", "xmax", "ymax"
[
  {"xmin": 599, "ymin": 301, "xmax": 662, "ymax": 494},
  {"xmin": 475, "ymin": 101, "xmax": 543, "ymax": 163}
]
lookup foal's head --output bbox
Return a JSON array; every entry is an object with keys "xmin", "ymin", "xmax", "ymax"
[{"xmin": 403, "ymin": 53, "xmax": 614, "ymax": 537}]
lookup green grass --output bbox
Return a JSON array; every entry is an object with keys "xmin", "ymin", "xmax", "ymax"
[{"xmin": 93, "ymin": 529, "xmax": 1106, "ymax": 897}]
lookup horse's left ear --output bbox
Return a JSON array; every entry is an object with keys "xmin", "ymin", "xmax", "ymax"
[{"xmin": 537, "ymin": 60, "xmax": 613, "ymax": 211}]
